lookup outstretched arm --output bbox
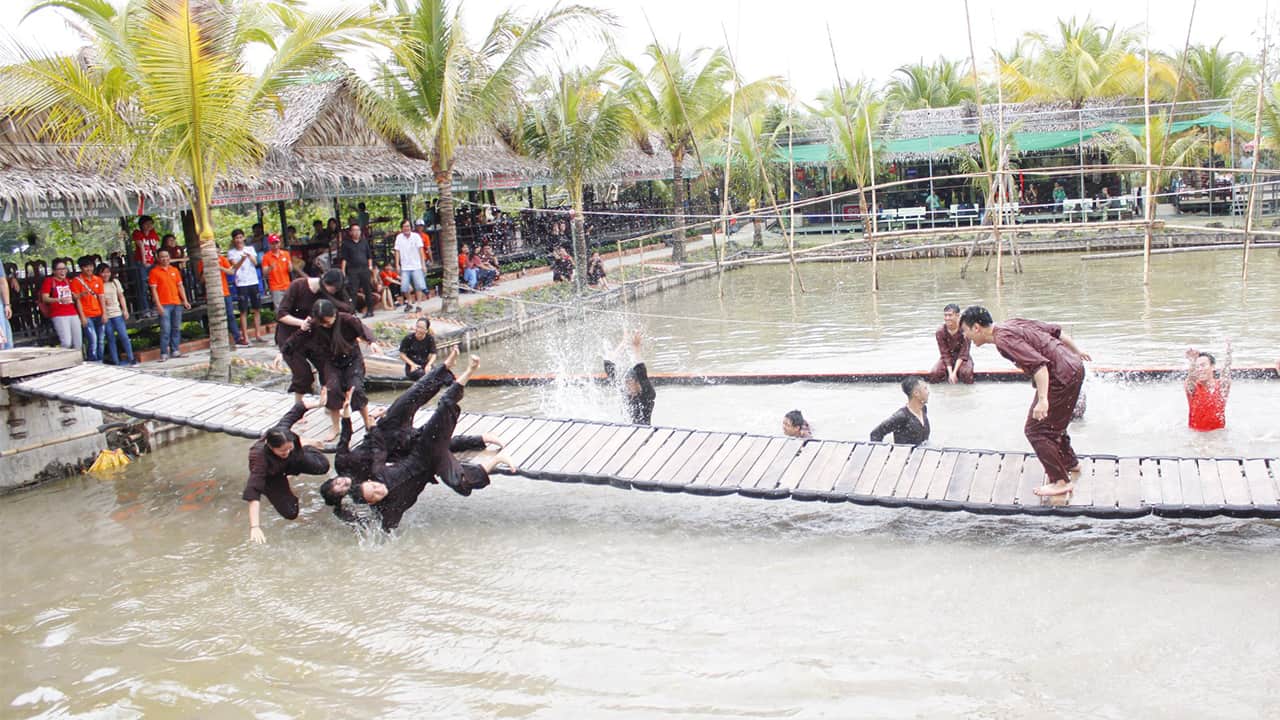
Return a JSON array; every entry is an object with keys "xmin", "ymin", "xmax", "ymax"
[{"xmin": 1059, "ymin": 332, "xmax": 1091, "ymax": 362}]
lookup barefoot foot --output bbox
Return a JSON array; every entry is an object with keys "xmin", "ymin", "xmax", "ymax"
[{"xmin": 1033, "ymin": 480, "xmax": 1075, "ymax": 497}]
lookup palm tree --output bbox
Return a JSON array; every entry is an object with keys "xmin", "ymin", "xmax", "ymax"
[
  {"xmin": 3, "ymin": 0, "xmax": 373, "ymax": 379},
  {"xmin": 812, "ymin": 80, "xmax": 885, "ymax": 222},
  {"xmin": 366, "ymin": 0, "xmax": 609, "ymax": 314},
  {"xmin": 1179, "ymin": 41, "xmax": 1255, "ymax": 101},
  {"xmin": 997, "ymin": 16, "xmax": 1176, "ymax": 107},
  {"xmin": 1106, "ymin": 114, "xmax": 1209, "ymax": 197},
  {"xmin": 716, "ymin": 106, "xmax": 788, "ymax": 246},
  {"xmin": 521, "ymin": 65, "xmax": 631, "ymax": 291},
  {"xmin": 616, "ymin": 43, "xmax": 779, "ymax": 262},
  {"xmin": 956, "ymin": 123, "xmax": 1020, "ymax": 207},
  {"xmin": 884, "ymin": 57, "xmax": 977, "ymax": 110}
]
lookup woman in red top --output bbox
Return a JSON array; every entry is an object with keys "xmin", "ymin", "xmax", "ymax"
[
  {"xmin": 1185, "ymin": 343, "xmax": 1232, "ymax": 431},
  {"xmin": 39, "ymin": 259, "xmax": 82, "ymax": 350}
]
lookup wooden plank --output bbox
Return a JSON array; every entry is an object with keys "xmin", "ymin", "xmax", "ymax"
[
  {"xmin": 777, "ymin": 440, "xmax": 826, "ymax": 490},
  {"xmin": 0, "ymin": 347, "xmax": 83, "ymax": 379},
  {"xmin": 902, "ymin": 449, "xmax": 941, "ymax": 498},
  {"xmin": 719, "ymin": 435, "xmax": 778, "ymax": 488},
  {"xmin": 10, "ymin": 363, "xmax": 105, "ymax": 392},
  {"xmin": 1195, "ymin": 459, "xmax": 1225, "ymax": 506},
  {"xmin": 595, "ymin": 426, "xmax": 656, "ymax": 477},
  {"xmin": 1243, "ymin": 459, "xmax": 1279, "ymax": 507},
  {"xmin": 870, "ymin": 444, "xmax": 912, "ymax": 498},
  {"xmin": 1158, "ymin": 458, "xmax": 1183, "ymax": 506},
  {"xmin": 851, "ymin": 444, "xmax": 893, "ymax": 495},
  {"xmin": 533, "ymin": 423, "xmax": 606, "ymax": 473},
  {"xmin": 1068, "ymin": 457, "xmax": 1095, "ymax": 507},
  {"xmin": 69, "ymin": 373, "xmax": 156, "ymax": 408},
  {"xmin": 1179, "ymin": 458, "xmax": 1205, "ymax": 505},
  {"xmin": 617, "ymin": 428, "xmax": 675, "ymax": 478},
  {"xmin": 1116, "ymin": 458, "xmax": 1143, "ymax": 510},
  {"xmin": 513, "ymin": 421, "xmax": 576, "ymax": 469},
  {"xmin": 1091, "ymin": 458, "xmax": 1119, "ymax": 511},
  {"xmin": 1137, "ymin": 459, "xmax": 1162, "ymax": 507},
  {"xmin": 1216, "ymin": 460, "xmax": 1251, "ymax": 506},
  {"xmin": 966, "ymin": 452, "xmax": 1004, "ymax": 505},
  {"xmin": 926, "ymin": 451, "xmax": 961, "ymax": 500},
  {"xmin": 503, "ymin": 420, "xmax": 562, "ymax": 468},
  {"xmin": 633, "ymin": 430, "xmax": 695, "ymax": 482},
  {"xmin": 668, "ymin": 432, "xmax": 730, "ymax": 485},
  {"xmin": 1015, "ymin": 458, "xmax": 1047, "ymax": 507},
  {"xmin": 990, "ymin": 453, "xmax": 1025, "ymax": 506},
  {"xmin": 560, "ymin": 425, "xmax": 630, "ymax": 475},
  {"xmin": 450, "ymin": 413, "xmax": 488, "ymax": 437},
  {"xmin": 744, "ymin": 438, "xmax": 804, "ymax": 490},
  {"xmin": 130, "ymin": 377, "xmax": 204, "ymax": 414},
  {"xmin": 798, "ymin": 442, "xmax": 854, "ymax": 492},
  {"xmin": 493, "ymin": 418, "xmax": 546, "ymax": 458},
  {"xmin": 831, "ymin": 444, "xmax": 874, "ymax": 494},
  {"xmin": 943, "ymin": 451, "xmax": 981, "ymax": 502},
  {"xmin": 694, "ymin": 434, "xmax": 752, "ymax": 486},
  {"xmin": 487, "ymin": 417, "xmax": 536, "ymax": 448},
  {"xmin": 188, "ymin": 387, "xmax": 257, "ymax": 423},
  {"xmin": 645, "ymin": 431, "xmax": 710, "ymax": 483},
  {"xmin": 570, "ymin": 426, "xmax": 638, "ymax": 476},
  {"xmin": 219, "ymin": 395, "xmax": 299, "ymax": 434}
]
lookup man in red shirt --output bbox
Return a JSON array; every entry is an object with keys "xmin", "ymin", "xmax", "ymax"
[
  {"xmin": 39, "ymin": 259, "xmax": 81, "ymax": 350},
  {"xmin": 1184, "ymin": 342, "xmax": 1231, "ymax": 431},
  {"xmin": 961, "ymin": 306, "xmax": 1090, "ymax": 498},
  {"xmin": 927, "ymin": 303, "xmax": 974, "ymax": 384},
  {"xmin": 148, "ymin": 250, "xmax": 190, "ymax": 361},
  {"xmin": 71, "ymin": 256, "xmax": 106, "ymax": 361},
  {"xmin": 261, "ymin": 234, "xmax": 294, "ymax": 309}
]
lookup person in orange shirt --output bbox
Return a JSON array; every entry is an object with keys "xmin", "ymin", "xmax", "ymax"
[
  {"xmin": 217, "ymin": 255, "xmax": 245, "ymax": 346},
  {"xmin": 148, "ymin": 249, "xmax": 190, "ymax": 361},
  {"xmin": 261, "ymin": 234, "xmax": 294, "ymax": 309},
  {"xmin": 71, "ymin": 256, "xmax": 106, "ymax": 361},
  {"xmin": 1184, "ymin": 341, "xmax": 1232, "ymax": 431}
]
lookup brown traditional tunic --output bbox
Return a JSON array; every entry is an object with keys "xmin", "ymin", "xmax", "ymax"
[
  {"xmin": 992, "ymin": 318, "xmax": 1085, "ymax": 483},
  {"xmin": 928, "ymin": 324, "xmax": 974, "ymax": 383}
]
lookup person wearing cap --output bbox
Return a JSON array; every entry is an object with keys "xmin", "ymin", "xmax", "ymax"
[
  {"xmin": 393, "ymin": 219, "xmax": 428, "ymax": 307},
  {"xmin": 319, "ymin": 354, "xmax": 514, "ymax": 532},
  {"xmin": 261, "ymin": 233, "xmax": 294, "ymax": 310}
]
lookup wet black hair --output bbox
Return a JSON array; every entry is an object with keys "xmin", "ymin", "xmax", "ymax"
[
  {"xmin": 960, "ymin": 305, "xmax": 993, "ymax": 328},
  {"xmin": 415, "ymin": 317, "xmax": 430, "ymax": 330},
  {"xmin": 901, "ymin": 376, "xmax": 925, "ymax": 396},
  {"xmin": 1200, "ymin": 352, "xmax": 1216, "ymax": 366},
  {"xmin": 311, "ymin": 298, "xmax": 337, "ymax": 322},
  {"xmin": 264, "ymin": 428, "xmax": 292, "ymax": 449},
  {"xmin": 784, "ymin": 410, "xmax": 807, "ymax": 428},
  {"xmin": 321, "ymin": 268, "xmax": 345, "ymax": 291},
  {"xmin": 319, "ymin": 478, "xmax": 344, "ymax": 506},
  {"xmin": 943, "ymin": 303, "xmax": 961, "ymax": 313}
]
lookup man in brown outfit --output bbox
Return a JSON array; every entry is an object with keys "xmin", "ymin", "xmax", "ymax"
[
  {"xmin": 960, "ymin": 306, "xmax": 1091, "ymax": 497},
  {"xmin": 927, "ymin": 303, "xmax": 974, "ymax": 384}
]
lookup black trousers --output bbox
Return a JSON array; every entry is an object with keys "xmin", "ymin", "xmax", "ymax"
[{"xmin": 347, "ymin": 268, "xmax": 375, "ymax": 313}]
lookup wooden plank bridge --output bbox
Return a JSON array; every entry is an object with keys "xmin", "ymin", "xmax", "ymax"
[{"xmin": 8, "ymin": 364, "xmax": 1280, "ymax": 520}]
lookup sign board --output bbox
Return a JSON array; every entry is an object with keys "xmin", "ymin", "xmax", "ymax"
[
  {"xmin": 210, "ymin": 187, "xmax": 297, "ymax": 207},
  {"xmin": 1, "ymin": 195, "xmax": 161, "ymax": 221},
  {"xmin": 840, "ymin": 202, "xmax": 862, "ymax": 222}
]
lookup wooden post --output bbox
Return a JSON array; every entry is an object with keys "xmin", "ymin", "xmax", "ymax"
[
  {"xmin": 1142, "ymin": 10, "xmax": 1154, "ymax": 286},
  {"xmin": 788, "ymin": 89, "xmax": 798, "ymax": 298},
  {"xmin": 400, "ymin": 194, "xmax": 410, "ymax": 223},
  {"xmin": 275, "ymin": 200, "xmax": 287, "ymax": 238},
  {"xmin": 332, "ymin": 197, "xmax": 340, "ymax": 222},
  {"xmin": 1243, "ymin": 4, "xmax": 1269, "ymax": 282}
]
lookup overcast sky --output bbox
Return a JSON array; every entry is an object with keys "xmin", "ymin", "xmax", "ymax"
[{"xmin": 1, "ymin": 0, "xmax": 1270, "ymax": 101}]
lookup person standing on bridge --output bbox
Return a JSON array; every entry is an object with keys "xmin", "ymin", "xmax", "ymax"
[
  {"xmin": 927, "ymin": 303, "xmax": 974, "ymax": 384},
  {"xmin": 870, "ymin": 377, "xmax": 931, "ymax": 446},
  {"xmin": 273, "ymin": 269, "xmax": 351, "ymax": 401},
  {"xmin": 282, "ymin": 299, "xmax": 381, "ymax": 440},
  {"xmin": 244, "ymin": 393, "xmax": 330, "ymax": 544},
  {"xmin": 1184, "ymin": 341, "xmax": 1232, "ymax": 431},
  {"xmin": 960, "ymin": 306, "xmax": 1090, "ymax": 497}
]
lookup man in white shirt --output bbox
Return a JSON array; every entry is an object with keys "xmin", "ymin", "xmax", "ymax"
[
  {"xmin": 393, "ymin": 219, "xmax": 428, "ymax": 306},
  {"xmin": 227, "ymin": 228, "xmax": 264, "ymax": 343}
]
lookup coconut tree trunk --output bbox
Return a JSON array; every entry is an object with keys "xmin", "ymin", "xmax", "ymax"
[
  {"xmin": 192, "ymin": 196, "xmax": 230, "ymax": 380},
  {"xmin": 669, "ymin": 148, "xmax": 686, "ymax": 262},
  {"xmin": 752, "ymin": 198, "xmax": 763, "ymax": 246},
  {"xmin": 571, "ymin": 180, "xmax": 588, "ymax": 294},
  {"xmin": 436, "ymin": 168, "xmax": 460, "ymax": 314}
]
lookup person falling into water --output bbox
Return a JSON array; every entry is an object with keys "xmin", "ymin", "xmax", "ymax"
[
  {"xmin": 321, "ymin": 355, "xmax": 514, "ymax": 532},
  {"xmin": 1184, "ymin": 340, "xmax": 1232, "ymax": 431},
  {"xmin": 870, "ymin": 377, "xmax": 932, "ymax": 446},
  {"xmin": 960, "ymin": 306, "xmax": 1090, "ymax": 497},
  {"xmin": 927, "ymin": 303, "xmax": 974, "ymax": 384},
  {"xmin": 604, "ymin": 331, "xmax": 656, "ymax": 425},
  {"xmin": 244, "ymin": 393, "xmax": 330, "ymax": 544},
  {"xmin": 782, "ymin": 410, "xmax": 812, "ymax": 439}
]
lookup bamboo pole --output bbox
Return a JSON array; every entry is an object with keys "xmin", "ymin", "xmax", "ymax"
[
  {"xmin": 787, "ymin": 84, "xmax": 798, "ymax": 297},
  {"xmin": 717, "ymin": 35, "xmax": 738, "ymax": 299},
  {"xmin": 1142, "ymin": 3, "xmax": 1155, "ymax": 286},
  {"xmin": 1243, "ymin": 1, "xmax": 1269, "ymax": 282},
  {"xmin": 961, "ymin": 0, "xmax": 991, "ymax": 279},
  {"xmin": 826, "ymin": 26, "xmax": 876, "ymax": 292}
]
